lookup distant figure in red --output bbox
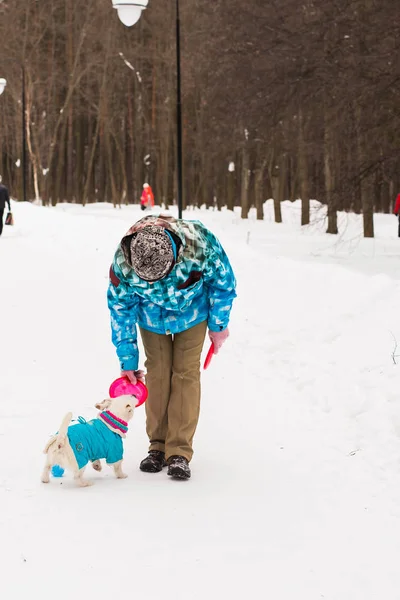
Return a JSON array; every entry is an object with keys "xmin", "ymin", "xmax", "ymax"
[
  {"xmin": 140, "ymin": 183, "xmax": 155, "ymax": 211},
  {"xmin": 394, "ymin": 193, "xmax": 400, "ymax": 237}
]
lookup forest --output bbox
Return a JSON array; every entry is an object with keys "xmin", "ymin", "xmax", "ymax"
[{"xmin": 0, "ymin": 0, "xmax": 399, "ymax": 236}]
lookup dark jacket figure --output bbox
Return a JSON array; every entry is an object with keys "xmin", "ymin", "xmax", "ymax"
[{"xmin": 0, "ymin": 183, "xmax": 11, "ymax": 236}]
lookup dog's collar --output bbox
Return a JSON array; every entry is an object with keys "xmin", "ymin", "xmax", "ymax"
[{"xmin": 99, "ymin": 411, "xmax": 128, "ymax": 436}]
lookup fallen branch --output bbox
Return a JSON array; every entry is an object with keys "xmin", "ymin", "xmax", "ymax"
[{"xmin": 390, "ymin": 331, "xmax": 400, "ymax": 365}]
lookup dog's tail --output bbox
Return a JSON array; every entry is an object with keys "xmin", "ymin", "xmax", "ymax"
[
  {"xmin": 43, "ymin": 412, "xmax": 73, "ymax": 454},
  {"xmin": 56, "ymin": 412, "xmax": 73, "ymax": 449}
]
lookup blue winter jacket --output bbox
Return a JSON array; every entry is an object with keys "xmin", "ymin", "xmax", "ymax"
[{"xmin": 107, "ymin": 215, "xmax": 237, "ymax": 371}]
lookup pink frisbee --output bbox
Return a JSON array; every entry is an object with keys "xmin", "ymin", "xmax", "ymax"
[
  {"xmin": 203, "ymin": 343, "xmax": 215, "ymax": 370},
  {"xmin": 109, "ymin": 377, "xmax": 148, "ymax": 408}
]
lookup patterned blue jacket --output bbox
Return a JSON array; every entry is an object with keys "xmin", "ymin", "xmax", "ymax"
[{"xmin": 107, "ymin": 215, "xmax": 237, "ymax": 371}]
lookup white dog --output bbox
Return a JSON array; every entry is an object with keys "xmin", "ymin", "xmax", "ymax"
[{"xmin": 41, "ymin": 395, "xmax": 135, "ymax": 487}]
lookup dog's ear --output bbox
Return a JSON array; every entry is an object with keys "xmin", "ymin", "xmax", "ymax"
[{"xmin": 95, "ymin": 399, "xmax": 112, "ymax": 411}]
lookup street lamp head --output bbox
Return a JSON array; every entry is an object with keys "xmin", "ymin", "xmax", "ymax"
[
  {"xmin": 0, "ymin": 78, "xmax": 7, "ymax": 96},
  {"xmin": 112, "ymin": 0, "xmax": 148, "ymax": 27}
]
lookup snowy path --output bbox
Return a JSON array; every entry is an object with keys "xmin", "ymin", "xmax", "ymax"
[{"xmin": 1, "ymin": 201, "xmax": 400, "ymax": 599}]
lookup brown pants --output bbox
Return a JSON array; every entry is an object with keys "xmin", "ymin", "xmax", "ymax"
[{"xmin": 139, "ymin": 321, "xmax": 207, "ymax": 462}]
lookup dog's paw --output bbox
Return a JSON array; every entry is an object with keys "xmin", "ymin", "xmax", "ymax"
[
  {"xmin": 117, "ymin": 472, "xmax": 128, "ymax": 479},
  {"xmin": 41, "ymin": 476, "xmax": 50, "ymax": 484},
  {"xmin": 92, "ymin": 460, "xmax": 102, "ymax": 472},
  {"xmin": 77, "ymin": 479, "xmax": 94, "ymax": 488}
]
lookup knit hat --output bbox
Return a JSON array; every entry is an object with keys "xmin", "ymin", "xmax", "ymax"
[{"xmin": 130, "ymin": 225, "xmax": 176, "ymax": 282}]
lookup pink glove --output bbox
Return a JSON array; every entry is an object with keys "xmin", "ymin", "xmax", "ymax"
[{"xmin": 208, "ymin": 328, "xmax": 230, "ymax": 354}]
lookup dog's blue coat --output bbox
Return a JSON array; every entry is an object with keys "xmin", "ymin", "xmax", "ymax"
[{"xmin": 66, "ymin": 418, "xmax": 123, "ymax": 470}]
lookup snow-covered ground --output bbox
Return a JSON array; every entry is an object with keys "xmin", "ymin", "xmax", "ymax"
[{"xmin": 1, "ymin": 199, "xmax": 400, "ymax": 600}]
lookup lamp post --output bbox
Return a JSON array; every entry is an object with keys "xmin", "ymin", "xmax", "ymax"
[
  {"xmin": 0, "ymin": 67, "xmax": 28, "ymax": 202},
  {"xmin": 112, "ymin": 0, "xmax": 183, "ymax": 219}
]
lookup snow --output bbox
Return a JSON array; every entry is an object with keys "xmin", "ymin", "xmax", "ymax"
[{"xmin": 1, "ymin": 199, "xmax": 400, "ymax": 599}]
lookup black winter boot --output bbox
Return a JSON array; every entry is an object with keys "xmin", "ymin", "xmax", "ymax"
[
  {"xmin": 140, "ymin": 450, "xmax": 167, "ymax": 473},
  {"xmin": 167, "ymin": 455, "xmax": 191, "ymax": 480}
]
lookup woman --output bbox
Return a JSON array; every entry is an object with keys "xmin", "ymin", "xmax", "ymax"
[{"xmin": 107, "ymin": 214, "xmax": 236, "ymax": 479}]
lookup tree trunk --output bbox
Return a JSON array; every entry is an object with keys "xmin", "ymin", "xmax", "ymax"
[
  {"xmin": 298, "ymin": 110, "xmax": 310, "ymax": 226},
  {"xmin": 270, "ymin": 156, "xmax": 283, "ymax": 224},
  {"xmin": 355, "ymin": 105, "xmax": 374, "ymax": 237},
  {"xmin": 325, "ymin": 111, "xmax": 337, "ymax": 234},
  {"xmin": 25, "ymin": 83, "xmax": 40, "ymax": 203},
  {"xmin": 227, "ymin": 168, "xmax": 235, "ymax": 211},
  {"xmin": 240, "ymin": 143, "xmax": 250, "ymax": 219},
  {"xmin": 254, "ymin": 159, "xmax": 267, "ymax": 221}
]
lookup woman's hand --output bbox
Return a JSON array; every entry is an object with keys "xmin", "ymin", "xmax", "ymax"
[
  {"xmin": 121, "ymin": 370, "xmax": 146, "ymax": 385},
  {"xmin": 208, "ymin": 328, "xmax": 230, "ymax": 354}
]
